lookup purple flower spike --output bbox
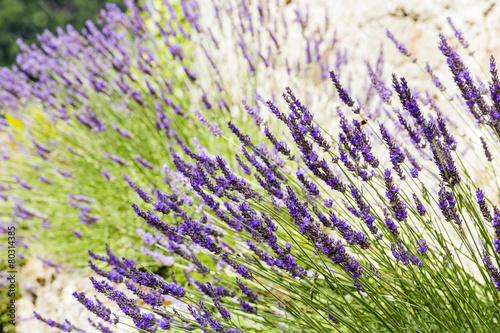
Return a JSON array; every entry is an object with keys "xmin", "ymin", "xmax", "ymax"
[
  {"xmin": 39, "ymin": 174, "xmax": 53, "ymax": 185},
  {"xmin": 481, "ymin": 137, "xmax": 493, "ymax": 162},
  {"xmin": 90, "ymin": 277, "xmax": 159, "ymax": 331},
  {"xmin": 493, "ymin": 208, "xmax": 500, "ymax": 253},
  {"xmin": 416, "ymin": 239, "xmax": 427, "ymax": 253},
  {"xmin": 386, "ymin": 29, "xmax": 412, "ymax": 58},
  {"xmin": 13, "ymin": 174, "xmax": 33, "ymax": 190},
  {"xmin": 54, "ymin": 167, "xmax": 73, "ymax": 178},
  {"xmin": 436, "ymin": 111, "xmax": 457, "ymax": 150},
  {"xmin": 329, "ymin": 71, "xmax": 359, "ymax": 112},
  {"xmin": 438, "ymin": 183, "xmax": 462, "ymax": 231},
  {"xmin": 413, "ymin": 193, "xmax": 426, "ymax": 216},
  {"xmin": 476, "ymin": 188, "xmax": 492, "ymax": 221},
  {"xmin": 438, "ymin": 34, "xmax": 488, "ymax": 120},
  {"xmin": 367, "ymin": 63, "xmax": 392, "ymax": 104},
  {"xmin": 122, "ymin": 173, "xmax": 153, "ymax": 203},
  {"xmin": 446, "ymin": 17, "xmax": 470, "ymax": 50},
  {"xmin": 264, "ymin": 127, "xmax": 292, "ymax": 158},
  {"xmin": 195, "ymin": 110, "xmax": 222, "ymax": 137},
  {"xmin": 101, "ymin": 168, "xmax": 112, "ymax": 181},
  {"xmin": 383, "ymin": 208, "xmax": 399, "ymax": 236},
  {"xmin": 391, "ymin": 238, "xmax": 422, "ymax": 266},
  {"xmin": 238, "ymin": 298, "xmax": 257, "ymax": 314},
  {"xmin": 34, "ymin": 312, "xmax": 84, "ymax": 332},
  {"xmin": 236, "ymin": 278, "xmax": 258, "ymax": 302},
  {"xmin": 73, "ymin": 292, "xmax": 119, "ymax": 324},
  {"xmin": 380, "ymin": 124, "xmax": 405, "ymax": 179},
  {"xmin": 425, "ymin": 62, "xmax": 446, "ymax": 91},
  {"xmin": 284, "ymin": 185, "xmax": 363, "ymax": 280},
  {"xmin": 112, "ymin": 123, "xmax": 133, "ymax": 138},
  {"xmin": 384, "ymin": 169, "xmax": 407, "ymax": 222},
  {"xmin": 296, "ymin": 170, "xmax": 319, "ymax": 196},
  {"xmin": 134, "ymin": 154, "xmax": 154, "ymax": 170},
  {"xmin": 489, "ymin": 56, "xmax": 500, "ymax": 130},
  {"xmin": 104, "ymin": 152, "xmax": 129, "ymax": 167},
  {"xmin": 482, "ymin": 250, "xmax": 500, "ymax": 291},
  {"xmin": 349, "ymin": 185, "xmax": 378, "ymax": 235}
]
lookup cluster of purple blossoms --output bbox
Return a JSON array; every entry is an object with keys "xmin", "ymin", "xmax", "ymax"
[
  {"xmin": 412, "ymin": 193, "xmax": 427, "ymax": 216},
  {"xmin": 492, "ymin": 207, "xmax": 500, "ymax": 253},
  {"xmin": 477, "ymin": 188, "xmax": 492, "ymax": 221},
  {"xmin": 425, "ymin": 62, "xmax": 447, "ymax": 92},
  {"xmin": 68, "ymin": 193, "xmax": 100, "ymax": 226},
  {"xmin": 391, "ymin": 238, "xmax": 423, "ymax": 267},
  {"xmin": 438, "ymin": 34, "xmax": 488, "ymax": 122},
  {"xmin": 135, "ymin": 155, "xmax": 155, "ymax": 170},
  {"xmin": 33, "ymin": 312, "xmax": 83, "ymax": 332},
  {"xmin": 386, "ymin": 29, "xmax": 412, "ymax": 58},
  {"xmin": 384, "ymin": 169, "xmax": 407, "ymax": 222},
  {"xmin": 393, "ymin": 75, "xmax": 461, "ymax": 186},
  {"xmin": 483, "ymin": 251, "xmax": 500, "ymax": 291},
  {"xmin": 329, "ymin": 71, "xmax": 358, "ymax": 112},
  {"xmin": 122, "ymin": 173, "xmax": 153, "ymax": 203},
  {"xmin": 380, "ymin": 124, "xmax": 405, "ymax": 179},
  {"xmin": 438, "ymin": 183, "xmax": 462, "ymax": 230},
  {"xmin": 383, "ymin": 208, "xmax": 399, "ymax": 236},
  {"xmin": 348, "ymin": 185, "xmax": 378, "ymax": 235},
  {"xmin": 284, "ymin": 185, "xmax": 363, "ymax": 281},
  {"xmin": 72, "ymin": 292, "xmax": 119, "ymax": 324},
  {"xmin": 481, "ymin": 137, "xmax": 493, "ymax": 162},
  {"xmin": 267, "ymin": 90, "xmax": 346, "ymax": 193},
  {"xmin": 188, "ymin": 300, "xmax": 241, "ymax": 333}
]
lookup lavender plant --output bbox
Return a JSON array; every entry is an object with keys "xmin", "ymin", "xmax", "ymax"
[
  {"xmin": 3, "ymin": 0, "xmax": 500, "ymax": 332},
  {"xmin": 0, "ymin": 0, "xmax": 332, "ymax": 264}
]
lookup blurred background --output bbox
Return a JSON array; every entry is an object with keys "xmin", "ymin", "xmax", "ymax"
[{"xmin": 0, "ymin": 0, "xmax": 123, "ymax": 66}]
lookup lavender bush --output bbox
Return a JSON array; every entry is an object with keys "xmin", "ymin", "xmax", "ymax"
[
  {"xmin": 3, "ymin": 0, "xmax": 500, "ymax": 332},
  {"xmin": 0, "ymin": 0, "xmax": 336, "ymax": 264}
]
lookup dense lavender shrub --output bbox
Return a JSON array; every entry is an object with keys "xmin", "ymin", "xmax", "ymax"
[{"xmin": 2, "ymin": 0, "xmax": 500, "ymax": 332}]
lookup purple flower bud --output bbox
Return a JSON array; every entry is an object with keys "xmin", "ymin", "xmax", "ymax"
[
  {"xmin": 73, "ymin": 292, "xmax": 118, "ymax": 324},
  {"xmin": 481, "ymin": 137, "xmax": 493, "ymax": 162},
  {"xmin": 386, "ymin": 29, "xmax": 413, "ymax": 59},
  {"xmin": 438, "ymin": 183, "xmax": 462, "ymax": 231},
  {"xmin": 39, "ymin": 175, "xmax": 53, "ymax": 185},
  {"xmin": 134, "ymin": 154, "xmax": 154, "ymax": 170},
  {"xmin": 425, "ymin": 62, "xmax": 446, "ymax": 91},
  {"xmin": 482, "ymin": 250, "xmax": 500, "ymax": 291},
  {"xmin": 122, "ymin": 173, "xmax": 152, "ymax": 203},
  {"xmin": 416, "ymin": 239, "xmax": 427, "ymax": 253},
  {"xmin": 384, "ymin": 169, "xmax": 407, "ymax": 222},
  {"xmin": 101, "ymin": 168, "xmax": 112, "ymax": 181},
  {"xmin": 330, "ymin": 71, "xmax": 358, "ymax": 112},
  {"xmin": 413, "ymin": 193, "xmax": 426, "ymax": 216},
  {"xmin": 476, "ymin": 188, "xmax": 492, "ymax": 221},
  {"xmin": 34, "ymin": 312, "xmax": 83, "ymax": 332},
  {"xmin": 446, "ymin": 17, "xmax": 470, "ymax": 50},
  {"xmin": 195, "ymin": 111, "xmax": 222, "ymax": 137}
]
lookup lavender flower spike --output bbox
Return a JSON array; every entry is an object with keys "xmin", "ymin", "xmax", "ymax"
[
  {"xmin": 329, "ymin": 71, "xmax": 359, "ymax": 113},
  {"xmin": 446, "ymin": 17, "xmax": 470, "ymax": 50},
  {"xmin": 122, "ymin": 173, "xmax": 153, "ymax": 203},
  {"xmin": 481, "ymin": 137, "xmax": 493, "ymax": 162},
  {"xmin": 413, "ymin": 193, "xmax": 426, "ymax": 216},
  {"xmin": 384, "ymin": 169, "xmax": 407, "ymax": 222},
  {"xmin": 438, "ymin": 183, "xmax": 462, "ymax": 230},
  {"xmin": 476, "ymin": 188, "xmax": 492, "ymax": 222},
  {"xmin": 386, "ymin": 29, "xmax": 413, "ymax": 59}
]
